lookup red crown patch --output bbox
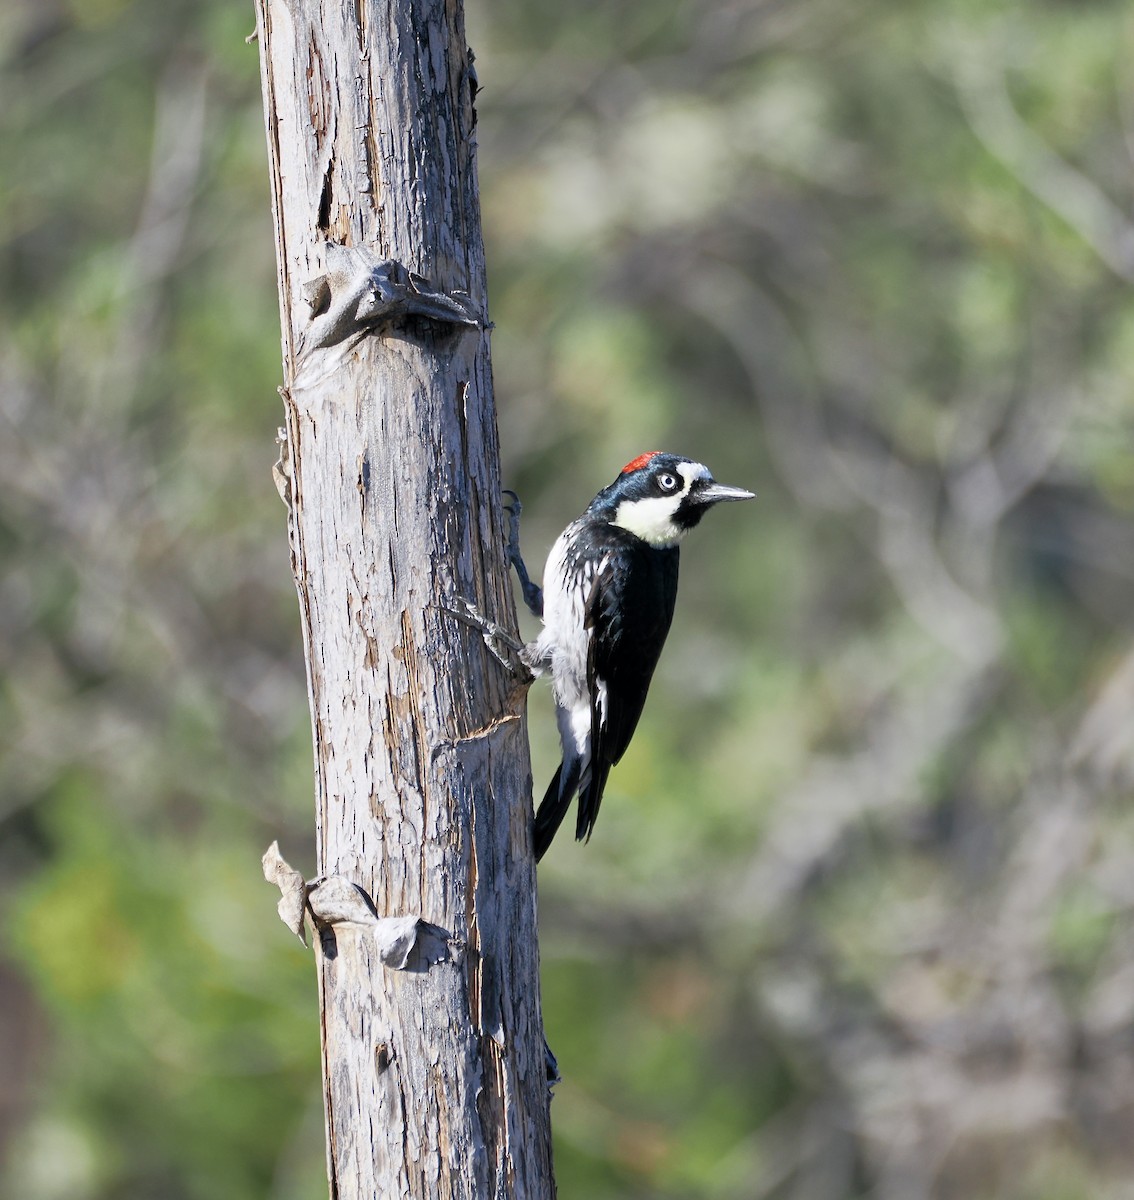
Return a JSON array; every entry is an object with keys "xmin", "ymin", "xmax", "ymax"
[{"xmin": 620, "ymin": 451, "xmax": 663, "ymax": 475}]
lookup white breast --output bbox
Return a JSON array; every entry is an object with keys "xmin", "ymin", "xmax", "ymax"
[{"xmin": 533, "ymin": 523, "xmax": 606, "ymax": 713}]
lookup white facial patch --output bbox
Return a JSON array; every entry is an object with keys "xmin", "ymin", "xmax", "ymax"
[
  {"xmin": 679, "ymin": 461, "xmax": 710, "ymax": 487},
  {"xmin": 611, "ymin": 460, "xmax": 709, "ymax": 546}
]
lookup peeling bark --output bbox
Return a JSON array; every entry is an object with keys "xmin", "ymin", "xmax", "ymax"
[{"xmin": 252, "ymin": 2, "xmax": 554, "ymax": 1196}]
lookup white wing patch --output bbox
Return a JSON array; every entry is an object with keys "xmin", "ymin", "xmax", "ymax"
[{"xmin": 594, "ymin": 678, "xmax": 608, "ymax": 722}]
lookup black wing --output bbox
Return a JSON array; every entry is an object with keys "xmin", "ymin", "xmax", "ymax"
[{"xmin": 574, "ymin": 537, "xmax": 680, "ymax": 843}]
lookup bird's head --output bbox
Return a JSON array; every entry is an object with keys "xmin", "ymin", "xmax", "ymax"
[{"xmin": 590, "ymin": 451, "xmax": 755, "ymax": 547}]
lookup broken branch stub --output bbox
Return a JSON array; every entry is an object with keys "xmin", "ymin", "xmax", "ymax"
[
  {"xmin": 299, "ymin": 242, "xmax": 481, "ymax": 357},
  {"xmin": 261, "ymin": 842, "xmax": 442, "ymax": 970},
  {"xmin": 261, "ymin": 840, "xmax": 308, "ymax": 945}
]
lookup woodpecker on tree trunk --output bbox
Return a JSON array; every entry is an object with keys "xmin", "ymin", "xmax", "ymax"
[{"xmin": 506, "ymin": 452, "xmax": 755, "ymax": 860}]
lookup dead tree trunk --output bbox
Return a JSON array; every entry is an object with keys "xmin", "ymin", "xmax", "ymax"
[{"xmin": 252, "ymin": 2, "xmax": 555, "ymax": 1196}]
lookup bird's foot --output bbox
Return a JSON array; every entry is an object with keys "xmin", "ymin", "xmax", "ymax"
[
  {"xmin": 442, "ymin": 596, "xmax": 535, "ymax": 683},
  {"xmin": 503, "ymin": 490, "xmax": 544, "ymax": 619}
]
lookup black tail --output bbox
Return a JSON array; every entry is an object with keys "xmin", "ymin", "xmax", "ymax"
[
  {"xmin": 533, "ymin": 765, "xmax": 568, "ymax": 861},
  {"xmin": 533, "ymin": 755, "xmax": 611, "ymax": 860},
  {"xmin": 575, "ymin": 759, "xmax": 612, "ymax": 845}
]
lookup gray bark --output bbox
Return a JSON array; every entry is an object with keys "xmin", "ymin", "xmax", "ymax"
[{"xmin": 252, "ymin": 1, "xmax": 555, "ymax": 1197}]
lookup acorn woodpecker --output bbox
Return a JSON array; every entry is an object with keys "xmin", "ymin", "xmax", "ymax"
[{"xmin": 508, "ymin": 452, "xmax": 755, "ymax": 860}]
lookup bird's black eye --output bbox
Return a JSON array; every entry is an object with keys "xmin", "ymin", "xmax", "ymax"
[{"xmin": 657, "ymin": 472, "xmax": 679, "ymax": 492}]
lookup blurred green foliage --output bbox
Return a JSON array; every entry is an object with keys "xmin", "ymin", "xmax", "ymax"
[{"xmin": 2, "ymin": 0, "xmax": 1134, "ymax": 1197}]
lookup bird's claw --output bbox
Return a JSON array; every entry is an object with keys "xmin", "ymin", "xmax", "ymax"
[
  {"xmin": 501, "ymin": 489, "xmax": 543, "ymax": 619},
  {"xmin": 441, "ymin": 597, "xmax": 533, "ymax": 681}
]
